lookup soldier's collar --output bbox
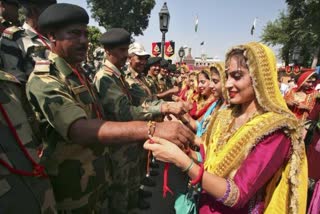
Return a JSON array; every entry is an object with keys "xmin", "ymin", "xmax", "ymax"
[
  {"xmin": 147, "ymin": 74, "xmax": 157, "ymax": 80},
  {"xmin": 104, "ymin": 60, "xmax": 123, "ymax": 78},
  {"xmin": 128, "ymin": 66, "xmax": 140, "ymax": 78},
  {"xmin": 48, "ymin": 52, "xmax": 73, "ymax": 76}
]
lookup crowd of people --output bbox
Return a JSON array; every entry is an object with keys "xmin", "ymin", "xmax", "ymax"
[{"xmin": 0, "ymin": 1, "xmax": 319, "ymax": 214}]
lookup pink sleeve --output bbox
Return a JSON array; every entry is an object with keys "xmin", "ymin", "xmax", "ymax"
[{"xmin": 232, "ymin": 130, "xmax": 291, "ymax": 209}]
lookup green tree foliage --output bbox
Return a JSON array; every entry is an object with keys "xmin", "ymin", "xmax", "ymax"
[
  {"xmin": 261, "ymin": 12, "xmax": 293, "ymax": 65},
  {"xmin": 87, "ymin": 26, "xmax": 102, "ymax": 61},
  {"xmin": 86, "ymin": 0, "xmax": 156, "ymax": 36},
  {"xmin": 88, "ymin": 26, "xmax": 102, "ymax": 49},
  {"xmin": 261, "ymin": 0, "xmax": 320, "ymax": 67}
]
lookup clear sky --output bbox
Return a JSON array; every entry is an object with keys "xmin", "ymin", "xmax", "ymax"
[{"xmin": 58, "ymin": 0, "xmax": 287, "ymax": 62}]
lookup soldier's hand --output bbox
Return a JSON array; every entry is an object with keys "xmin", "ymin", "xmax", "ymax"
[
  {"xmin": 153, "ymin": 121, "xmax": 195, "ymax": 147},
  {"xmin": 170, "ymin": 86, "xmax": 180, "ymax": 94},
  {"xmin": 172, "ymin": 95, "xmax": 182, "ymax": 102},
  {"xmin": 161, "ymin": 101, "xmax": 193, "ymax": 116}
]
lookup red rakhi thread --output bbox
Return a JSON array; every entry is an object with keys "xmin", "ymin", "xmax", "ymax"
[
  {"xmin": 163, "ymin": 162, "xmax": 173, "ymax": 197},
  {"xmin": 0, "ymin": 104, "xmax": 47, "ymax": 178}
]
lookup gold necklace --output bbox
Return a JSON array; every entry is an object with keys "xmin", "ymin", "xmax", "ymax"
[{"xmin": 213, "ymin": 106, "xmax": 264, "ymax": 153}]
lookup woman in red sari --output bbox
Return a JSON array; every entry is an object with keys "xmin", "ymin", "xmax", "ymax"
[
  {"xmin": 284, "ymin": 71, "xmax": 318, "ymax": 120},
  {"xmin": 189, "ymin": 70, "xmax": 216, "ymax": 120}
]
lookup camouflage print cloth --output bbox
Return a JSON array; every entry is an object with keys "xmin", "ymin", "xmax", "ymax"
[
  {"xmin": 92, "ymin": 46, "xmax": 105, "ymax": 72},
  {"xmin": 157, "ymin": 73, "xmax": 167, "ymax": 93},
  {"xmin": 95, "ymin": 60, "xmax": 163, "ymax": 121},
  {"xmin": 143, "ymin": 74, "xmax": 160, "ymax": 95},
  {"xmin": 94, "ymin": 61, "xmax": 163, "ymax": 213},
  {"xmin": 26, "ymin": 52, "xmax": 112, "ymax": 213},
  {"xmin": 165, "ymin": 76, "xmax": 174, "ymax": 90},
  {"xmin": 0, "ymin": 22, "xmax": 49, "ymax": 82},
  {"xmin": 125, "ymin": 66, "xmax": 160, "ymax": 105},
  {"xmin": 0, "ymin": 70, "xmax": 56, "ymax": 213}
]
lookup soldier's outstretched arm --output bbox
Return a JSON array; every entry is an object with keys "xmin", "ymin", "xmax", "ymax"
[
  {"xmin": 69, "ymin": 119, "xmax": 195, "ymax": 147},
  {"xmin": 156, "ymin": 86, "xmax": 180, "ymax": 100},
  {"xmin": 26, "ymin": 72, "xmax": 195, "ymax": 147}
]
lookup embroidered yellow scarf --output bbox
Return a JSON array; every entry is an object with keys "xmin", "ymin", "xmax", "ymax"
[{"xmin": 204, "ymin": 42, "xmax": 307, "ymax": 214}]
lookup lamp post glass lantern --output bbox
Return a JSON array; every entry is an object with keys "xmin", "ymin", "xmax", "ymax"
[
  {"xmin": 178, "ymin": 46, "xmax": 185, "ymax": 66},
  {"xmin": 159, "ymin": 2, "xmax": 170, "ymax": 58},
  {"xmin": 292, "ymin": 47, "xmax": 303, "ymax": 66}
]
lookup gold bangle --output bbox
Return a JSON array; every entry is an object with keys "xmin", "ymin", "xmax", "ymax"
[{"xmin": 147, "ymin": 121, "xmax": 156, "ymax": 138}]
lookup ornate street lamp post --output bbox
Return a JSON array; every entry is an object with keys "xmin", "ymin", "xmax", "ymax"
[{"xmin": 159, "ymin": 2, "xmax": 170, "ymax": 58}]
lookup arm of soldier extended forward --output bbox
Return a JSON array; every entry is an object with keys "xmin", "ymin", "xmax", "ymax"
[
  {"xmin": 69, "ymin": 118, "xmax": 194, "ymax": 147},
  {"xmin": 94, "ymin": 73, "xmax": 191, "ymax": 121},
  {"xmin": 26, "ymin": 71, "xmax": 195, "ymax": 147},
  {"xmin": 156, "ymin": 86, "xmax": 180, "ymax": 100}
]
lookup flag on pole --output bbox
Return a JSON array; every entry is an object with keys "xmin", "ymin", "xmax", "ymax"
[
  {"xmin": 250, "ymin": 17, "xmax": 257, "ymax": 35},
  {"xmin": 200, "ymin": 41, "xmax": 204, "ymax": 46},
  {"xmin": 195, "ymin": 16, "xmax": 199, "ymax": 32}
]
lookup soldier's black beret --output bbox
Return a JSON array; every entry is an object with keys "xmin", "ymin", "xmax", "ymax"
[
  {"xmin": 168, "ymin": 64, "xmax": 177, "ymax": 72},
  {"xmin": 2, "ymin": 0, "xmax": 19, "ymax": 6},
  {"xmin": 160, "ymin": 59, "xmax": 169, "ymax": 68},
  {"xmin": 100, "ymin": 28, "xmax": 131, "ymax": 48},
  {"xmin": 38, "ymin": 3, "xmax": 88, "ymax": 30},
  {"xmin": 19, "ymin": 0, "xmax": 56, "ymax": 5},
  {"xmin": 147, "ymin": 57, "xmax": 162, "ymax": 67}
]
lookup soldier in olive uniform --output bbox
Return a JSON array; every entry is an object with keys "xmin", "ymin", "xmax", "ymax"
[
  {"xmin": 168, "ymin": 63, "xmax": 177, "ymax": 87},
  {"xmin": 26, "ymin": 4, "xmax": 111, "ymax": 212},
  {"xmin": 27, "ymin": 4, "xmax": 195, "ymax": 213},
  {"xmin": 144, "ymin": 57, "xmax": 162, "ymax": 95},
  {"xmin": 158, "ymin": 59, "xmax": 169, "ymax": 93},
  {"xmin": 0, "ymin": 0, "xmax": 53, "ymax": 151},
  {"xmin": 94, "ymin": 32, "xmax": 192, "ymax": 213},
  {"xmin": 0, "ymin": 70, "xmax": 57, "ymax": 213},
  {"xmin": 125, "ymin": 42, "xmax": 156, "ymax": 104},
  {"xmin": 0, "ymin": 0, "xmax": 55, "ymax": 82}
]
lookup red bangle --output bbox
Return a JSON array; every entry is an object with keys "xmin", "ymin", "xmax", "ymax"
[{"xmin": 190, "ymin": 163, "xmax": 204, "ymax": 185}]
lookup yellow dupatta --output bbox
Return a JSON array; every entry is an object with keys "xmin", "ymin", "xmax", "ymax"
[{"xmin": 204, "ymin": 42, "xmax": 307, "ymax": 214}]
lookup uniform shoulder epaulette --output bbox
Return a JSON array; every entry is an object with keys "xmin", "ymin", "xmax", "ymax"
[
  {"xmin": 0, "ymin": 70, "xmax": 20, "ymax": 83},
  {"xmin": 2, "ymin": 26, "xmax": 24, "ymax": 40},
  {"xmin": 33, "ymin": 60, "xmax": 51, "ymax": 74},
  {"xmin": 103, "ymin": 66, "xmax": 120, "ymax": 78}
]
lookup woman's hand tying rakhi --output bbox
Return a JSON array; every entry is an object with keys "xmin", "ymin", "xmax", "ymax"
[{"xmin": 144, "ymin": 137, "xmax": 189, "ymax": 166}]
